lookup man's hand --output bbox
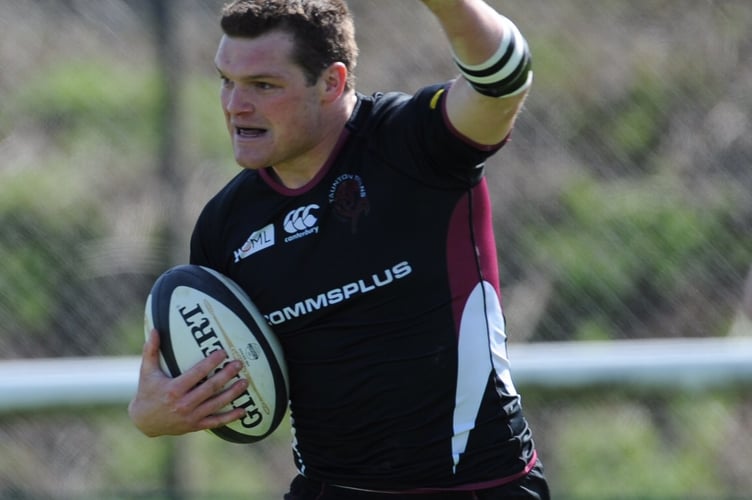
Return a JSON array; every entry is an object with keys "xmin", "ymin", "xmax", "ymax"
[{"xmin": 128, "ymin": 329, "xmax": 250, "ymax": 437}]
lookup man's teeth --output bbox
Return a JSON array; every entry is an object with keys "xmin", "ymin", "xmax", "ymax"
[{"xmin": 237, "ymin": 127, "xmax": 264, "ymax": 137}]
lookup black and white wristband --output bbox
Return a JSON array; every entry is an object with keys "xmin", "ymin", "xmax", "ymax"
[{"xmin": 453, "ymin": 15, "xmax": 532, "ymax": 98}]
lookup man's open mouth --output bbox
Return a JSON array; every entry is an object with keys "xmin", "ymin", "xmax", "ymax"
[{"xmin": 236, "ymin": 127, "xmax": 266, "ymax": 138}]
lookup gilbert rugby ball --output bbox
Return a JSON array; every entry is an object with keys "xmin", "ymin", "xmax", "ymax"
[{"xmin": 144, "ymin": 264, "xmax": 289, "ymax": 443}]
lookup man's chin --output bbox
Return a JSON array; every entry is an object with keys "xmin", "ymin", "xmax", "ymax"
[{"xmin": 234, "ymin": 157, "xmax": 266, "ymax": 171}]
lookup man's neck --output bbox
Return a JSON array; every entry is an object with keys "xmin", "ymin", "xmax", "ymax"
[{"xmin": 270, "ymin": 92, "xmax": 358, "ymax": 189}]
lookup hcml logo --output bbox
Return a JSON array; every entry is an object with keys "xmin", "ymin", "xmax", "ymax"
[
  {"xmin": 234, "ymin": 224, "xmax": 275, "ymax": 263},
  {"xmin": 283, "ymin": 204, "xmax": 320, "ymax": 243}
]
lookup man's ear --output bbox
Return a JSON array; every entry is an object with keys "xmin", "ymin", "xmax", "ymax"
[{"xmin": 320, "ymin": 62, "xmax": 348, "ymax": 103}]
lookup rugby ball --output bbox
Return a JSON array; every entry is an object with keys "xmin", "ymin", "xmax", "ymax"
[{"xmin": 144, "ymin": 264, "xmax": 288, "ymax": 443}]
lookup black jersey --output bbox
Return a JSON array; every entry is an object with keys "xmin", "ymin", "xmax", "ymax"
[{"xmin": 190, "ymin": 83, "xmax": 538, "ymax": 491}]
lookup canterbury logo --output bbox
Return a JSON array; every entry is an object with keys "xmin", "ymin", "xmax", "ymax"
[
  {"xmin": 284, "ymin": 204, "xmax": 320, "ymax": 234},
  {"xmin": 282, "ymin": 204, "xmax": 321, "ymax": 244}
]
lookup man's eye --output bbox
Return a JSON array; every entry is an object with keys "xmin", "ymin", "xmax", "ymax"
[{"xmin": 220, "ymin": 76, "xmax": 233, "ymax": 87}]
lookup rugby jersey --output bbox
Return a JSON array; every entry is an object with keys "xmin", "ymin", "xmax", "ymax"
[{"xmin": 190, "ymin": 83, "xmax": 538, "ymax": 491}]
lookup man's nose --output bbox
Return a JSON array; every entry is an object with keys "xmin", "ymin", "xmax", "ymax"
[{"xmin": 225, "ymin": 87, "xmax": 254, "ymax": 114}]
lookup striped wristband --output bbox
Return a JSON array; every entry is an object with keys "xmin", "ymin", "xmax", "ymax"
[{"xmin": 453, "ymin": 15, "xmax": 532, "ymax": 98}]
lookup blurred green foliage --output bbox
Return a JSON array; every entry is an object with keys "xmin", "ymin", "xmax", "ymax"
[
  {"xmin": 552, "ymin": 395, "xmax": 729, "ymax": 497},
  {"xmin": 10, "ymin": 61, "xmax": 162, "ymax": 151},
  {"xmin": 0, "ymin": 205, "xmax": 104, "ymax": 350},
  {"xmin": 525, "ymin": 174, "xmax": 749, "ymax": 341},
  {"xmin": 1, "ymin": 1, "xmax": 750, "ymax": 498}
]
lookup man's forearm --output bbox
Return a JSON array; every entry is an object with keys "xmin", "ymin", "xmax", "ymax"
[
  {"xmin": 420, "ymin": 0, "xmax": 505, "ymax": 65},
  {"xmin": 422, "ymin": 0, "xmax": 532, "ymax": 99}
]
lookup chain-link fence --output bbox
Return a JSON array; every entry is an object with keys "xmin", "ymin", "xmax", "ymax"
[{"xmin": 1, "ymin": 0, "xmax": 751, "ymax": 498}]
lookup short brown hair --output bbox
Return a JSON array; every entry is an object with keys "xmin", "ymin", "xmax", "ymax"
[{"xmin": 220, "ymin": 0, "xmax": 359, "ymax": 90}]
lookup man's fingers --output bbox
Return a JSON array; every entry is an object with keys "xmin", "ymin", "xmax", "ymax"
[
  {"xmin": 132, "ymin": 332, "xmax": 250, "ymax": 434},
  {"xmin": 183, "ymin": 359, "xmax": 245, "ymax": 408},
  {"xmin": 195, "ymin": 378, "xmax": 250, "ymax": 429},
  {"xmin": 200, "ymin": 407, "xmax": 249, "ymax": 430},
  {"xmin": 173, "ymin": 349, "xmax": 232, "ymax": 393},
  {"xmin": 139, "ymin": 329, "xmax": 165, "ymax": 376},
  {"xmin": 174, "ymin": 370, "xmax": 248, "ymax": 432}
]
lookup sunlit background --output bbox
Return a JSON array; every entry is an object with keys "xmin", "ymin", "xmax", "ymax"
[{"xmin": 1, "ymin": 1, "xmax": 751, "ymax": 498}]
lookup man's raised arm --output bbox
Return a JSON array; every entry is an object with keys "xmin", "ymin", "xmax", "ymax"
[{"xmin": 421, "ymin": 0, "xmax": 532, "ymax": 145}]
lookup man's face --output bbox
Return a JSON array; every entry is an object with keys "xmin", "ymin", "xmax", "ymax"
[{"xmin": 214, "ymin": 32, "xmax": 325, "ymax": 174}]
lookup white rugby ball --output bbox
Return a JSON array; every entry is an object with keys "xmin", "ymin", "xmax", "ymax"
[{"xmin": 144, "ymin": 264, "xmax": 288, "ymax": 443}]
